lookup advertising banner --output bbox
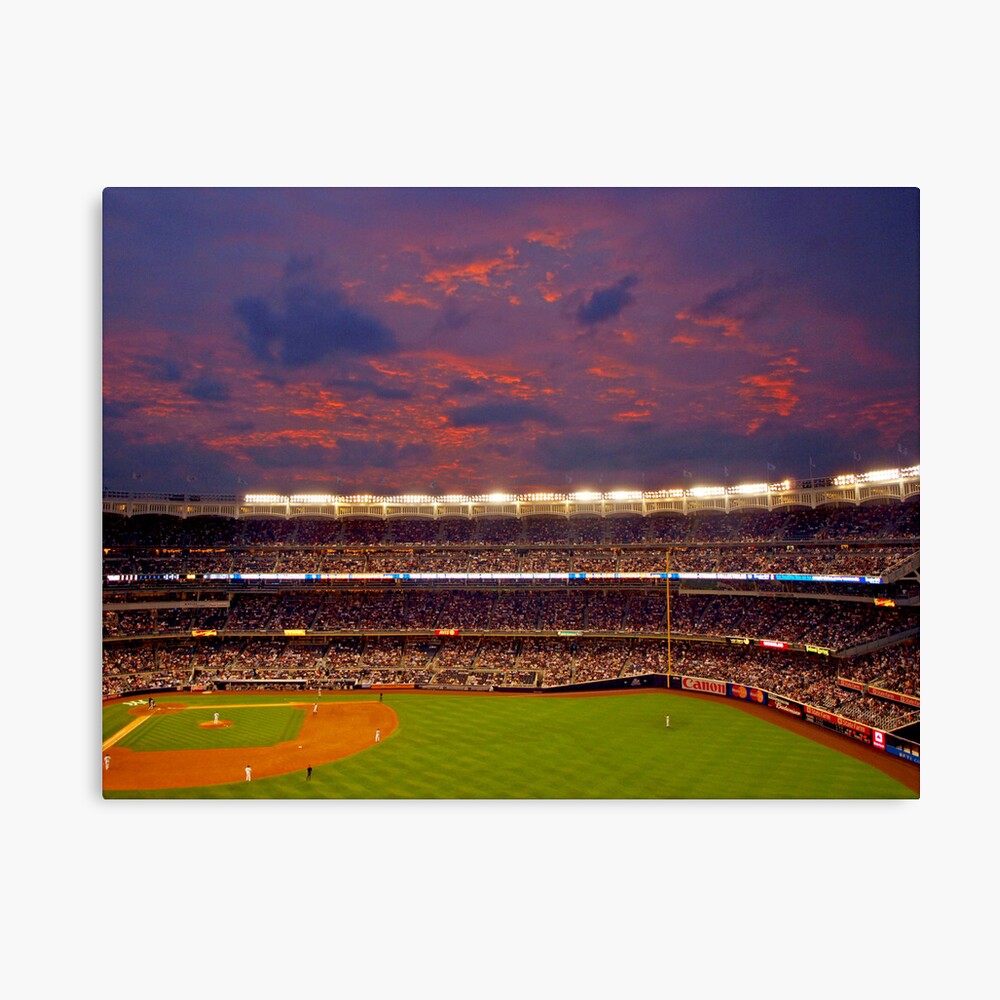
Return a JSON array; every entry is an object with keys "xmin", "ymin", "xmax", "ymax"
[
  {"xmin": 806, "ymin": 705, "xmax": 871, "ymax": 737},
  {"xmin": 887, "ymin": 744, "xmax": 920, "ymax": 765},
  {"xmin": 680, "ymin": 676, "xmax": 727, "ymax": 696},
  {"xmin": 837, "ymin": 677, "xmax": 866, "ymax": 693},
  {"xmin": 109, "ymin": 569, "xmax": 888, "ymax": 587},
  {"xmin": 730, "ymin": 684, "xmax": 767, "ymax": 704},
  {"xmin": 869, "ymin": 686, "xmax": 920, "ymax": 708},
  {"xmin": 767, "ymin": 696, "xmax": 803, "ymax": 718}
]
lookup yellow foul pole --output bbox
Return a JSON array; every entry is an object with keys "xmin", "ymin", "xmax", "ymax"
[{"xmin": 666, "ymin": 548, "xmax": 671, "ymax": 686}]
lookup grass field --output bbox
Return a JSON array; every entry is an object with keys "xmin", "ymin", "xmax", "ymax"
[
  {"xmin": 102, "ymin": 690, "xmax": 917, "ymax": 800},
  {"xmin": 117, "ymin": 704, "xmax": 305, "ymax": 751}
]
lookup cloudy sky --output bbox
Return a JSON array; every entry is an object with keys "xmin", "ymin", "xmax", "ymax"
[{"xmin": 103, "ymin": 187, "xmax": 919, "ymax": 496}]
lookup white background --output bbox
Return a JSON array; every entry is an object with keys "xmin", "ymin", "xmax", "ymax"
[{"xmin": 4, "ymin": 3, "xmax": 993, "ymax": 996}]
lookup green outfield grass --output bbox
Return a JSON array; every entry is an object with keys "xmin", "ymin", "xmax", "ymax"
[{"xmin": 102, "ymin": 690, "xmax": 917, "ymax": 800}]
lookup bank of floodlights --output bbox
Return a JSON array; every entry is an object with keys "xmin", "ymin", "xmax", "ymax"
[
  {"xmin": 239, "ymin": 465, "xmax": 919, "ymax": 507},
  {"xmin": 832, "ymin": 465, "xmax": 919, "ymax": 488}
]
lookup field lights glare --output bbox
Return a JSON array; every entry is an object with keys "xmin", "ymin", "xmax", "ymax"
[
  {"xmin": 235, "ymin": 465, "xmax": 918, "ymax": 509},
  {"xmin": 864, "ymin": 467, "xmax": 901, "ymax": 482}
]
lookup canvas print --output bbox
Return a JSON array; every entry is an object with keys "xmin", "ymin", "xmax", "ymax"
[{"xmin": 101, "ymin": 187, "xmax": 919, "ymax": 799}]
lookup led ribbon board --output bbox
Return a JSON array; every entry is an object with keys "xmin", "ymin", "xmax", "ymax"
[{"xmin": 106, "ymin": 570, "xmax": 885, "ymax": 585}]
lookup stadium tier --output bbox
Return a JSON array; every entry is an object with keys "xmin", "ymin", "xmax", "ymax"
[{"xmin": 102, "ymin": 475, "xmax": 919, "ymax": 749}]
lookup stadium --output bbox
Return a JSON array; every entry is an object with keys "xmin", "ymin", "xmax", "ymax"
[{"xmin": 101, "ymin": 463, "xmax": 920, "ymax": 799}]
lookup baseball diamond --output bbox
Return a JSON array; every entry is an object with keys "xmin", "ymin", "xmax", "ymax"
[{"xmin": 101, "ymin": 687, "xmax": 917, "ymax": 799}]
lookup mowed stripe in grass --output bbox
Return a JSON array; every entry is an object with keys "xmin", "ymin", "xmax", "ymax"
[
  {"xmin": 103, "ymin": 701, "xmax": 145, "ymax": 742},
  {"xmin": 106, "ymin": 691, "xmax": 917, "ymax": 799},
  {"xmin": 117, "ymin": 706, "xmax": 305, "ymax": 752}
]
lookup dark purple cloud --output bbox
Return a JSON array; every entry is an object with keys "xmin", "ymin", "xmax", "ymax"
[
  {"xmin": 137, "ymin": 355, "xmax": 184, "ymax": 383},
  {"xmin": 235, "ymin": 283, "xmax": 399, "ymax": 366},
  {"xmin": 187, "ymin": 375, "xmax": 230, "ymax": 402},
  {"xmin": 326, "ymin": 376, "xmax": 412, "ymax": 401},
  {"xmin": 576, "ymin": 274, "xmax": 638, "ymax": 325},
  {"xmin": 449, "ymin": 400, "xmax": 565, "ymax": 429}
]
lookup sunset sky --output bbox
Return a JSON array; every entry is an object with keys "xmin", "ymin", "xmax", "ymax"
[{"xmin": 102, "ymin": 187, "xmax": 919, "ymax": 496}]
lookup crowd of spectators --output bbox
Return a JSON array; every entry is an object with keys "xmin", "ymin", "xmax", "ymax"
[
  {"xmin": 102, "ymin": 503, "xmax": 919, "ymax": 731},
  {"xmin": 101, "ymin": 630, "xmax": 919, "ymax": 723},
  {"xmin": 103, "ymin": 589, "xmax": 916, "ymax": 654},
  {"xmin": 836, "ymin": 643, "xmax": 920, "ymax": 696},
  {"xmin": 104, "ymin": 540, "xmax": 917, "ymax": 580},
  {"xmin": 101, "ymin": 642, "xmax": 189, "ymax": 698},
  {"xmin": 104, "ymin": 499, "xmax": 918, "ymax": 556},
  {"xmin": 663, "ymin": 644, "xmax": 919, "ymax": 729}
]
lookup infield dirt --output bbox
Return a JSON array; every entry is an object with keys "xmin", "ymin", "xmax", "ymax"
[{"xmin": 102, "ymin": 699, "xmax": 397, "ymax": 791}]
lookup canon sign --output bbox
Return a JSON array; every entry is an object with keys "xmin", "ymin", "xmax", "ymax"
[{"xmin": 681, "ymin": 677, "xmax": 727, "ymax": 696}]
